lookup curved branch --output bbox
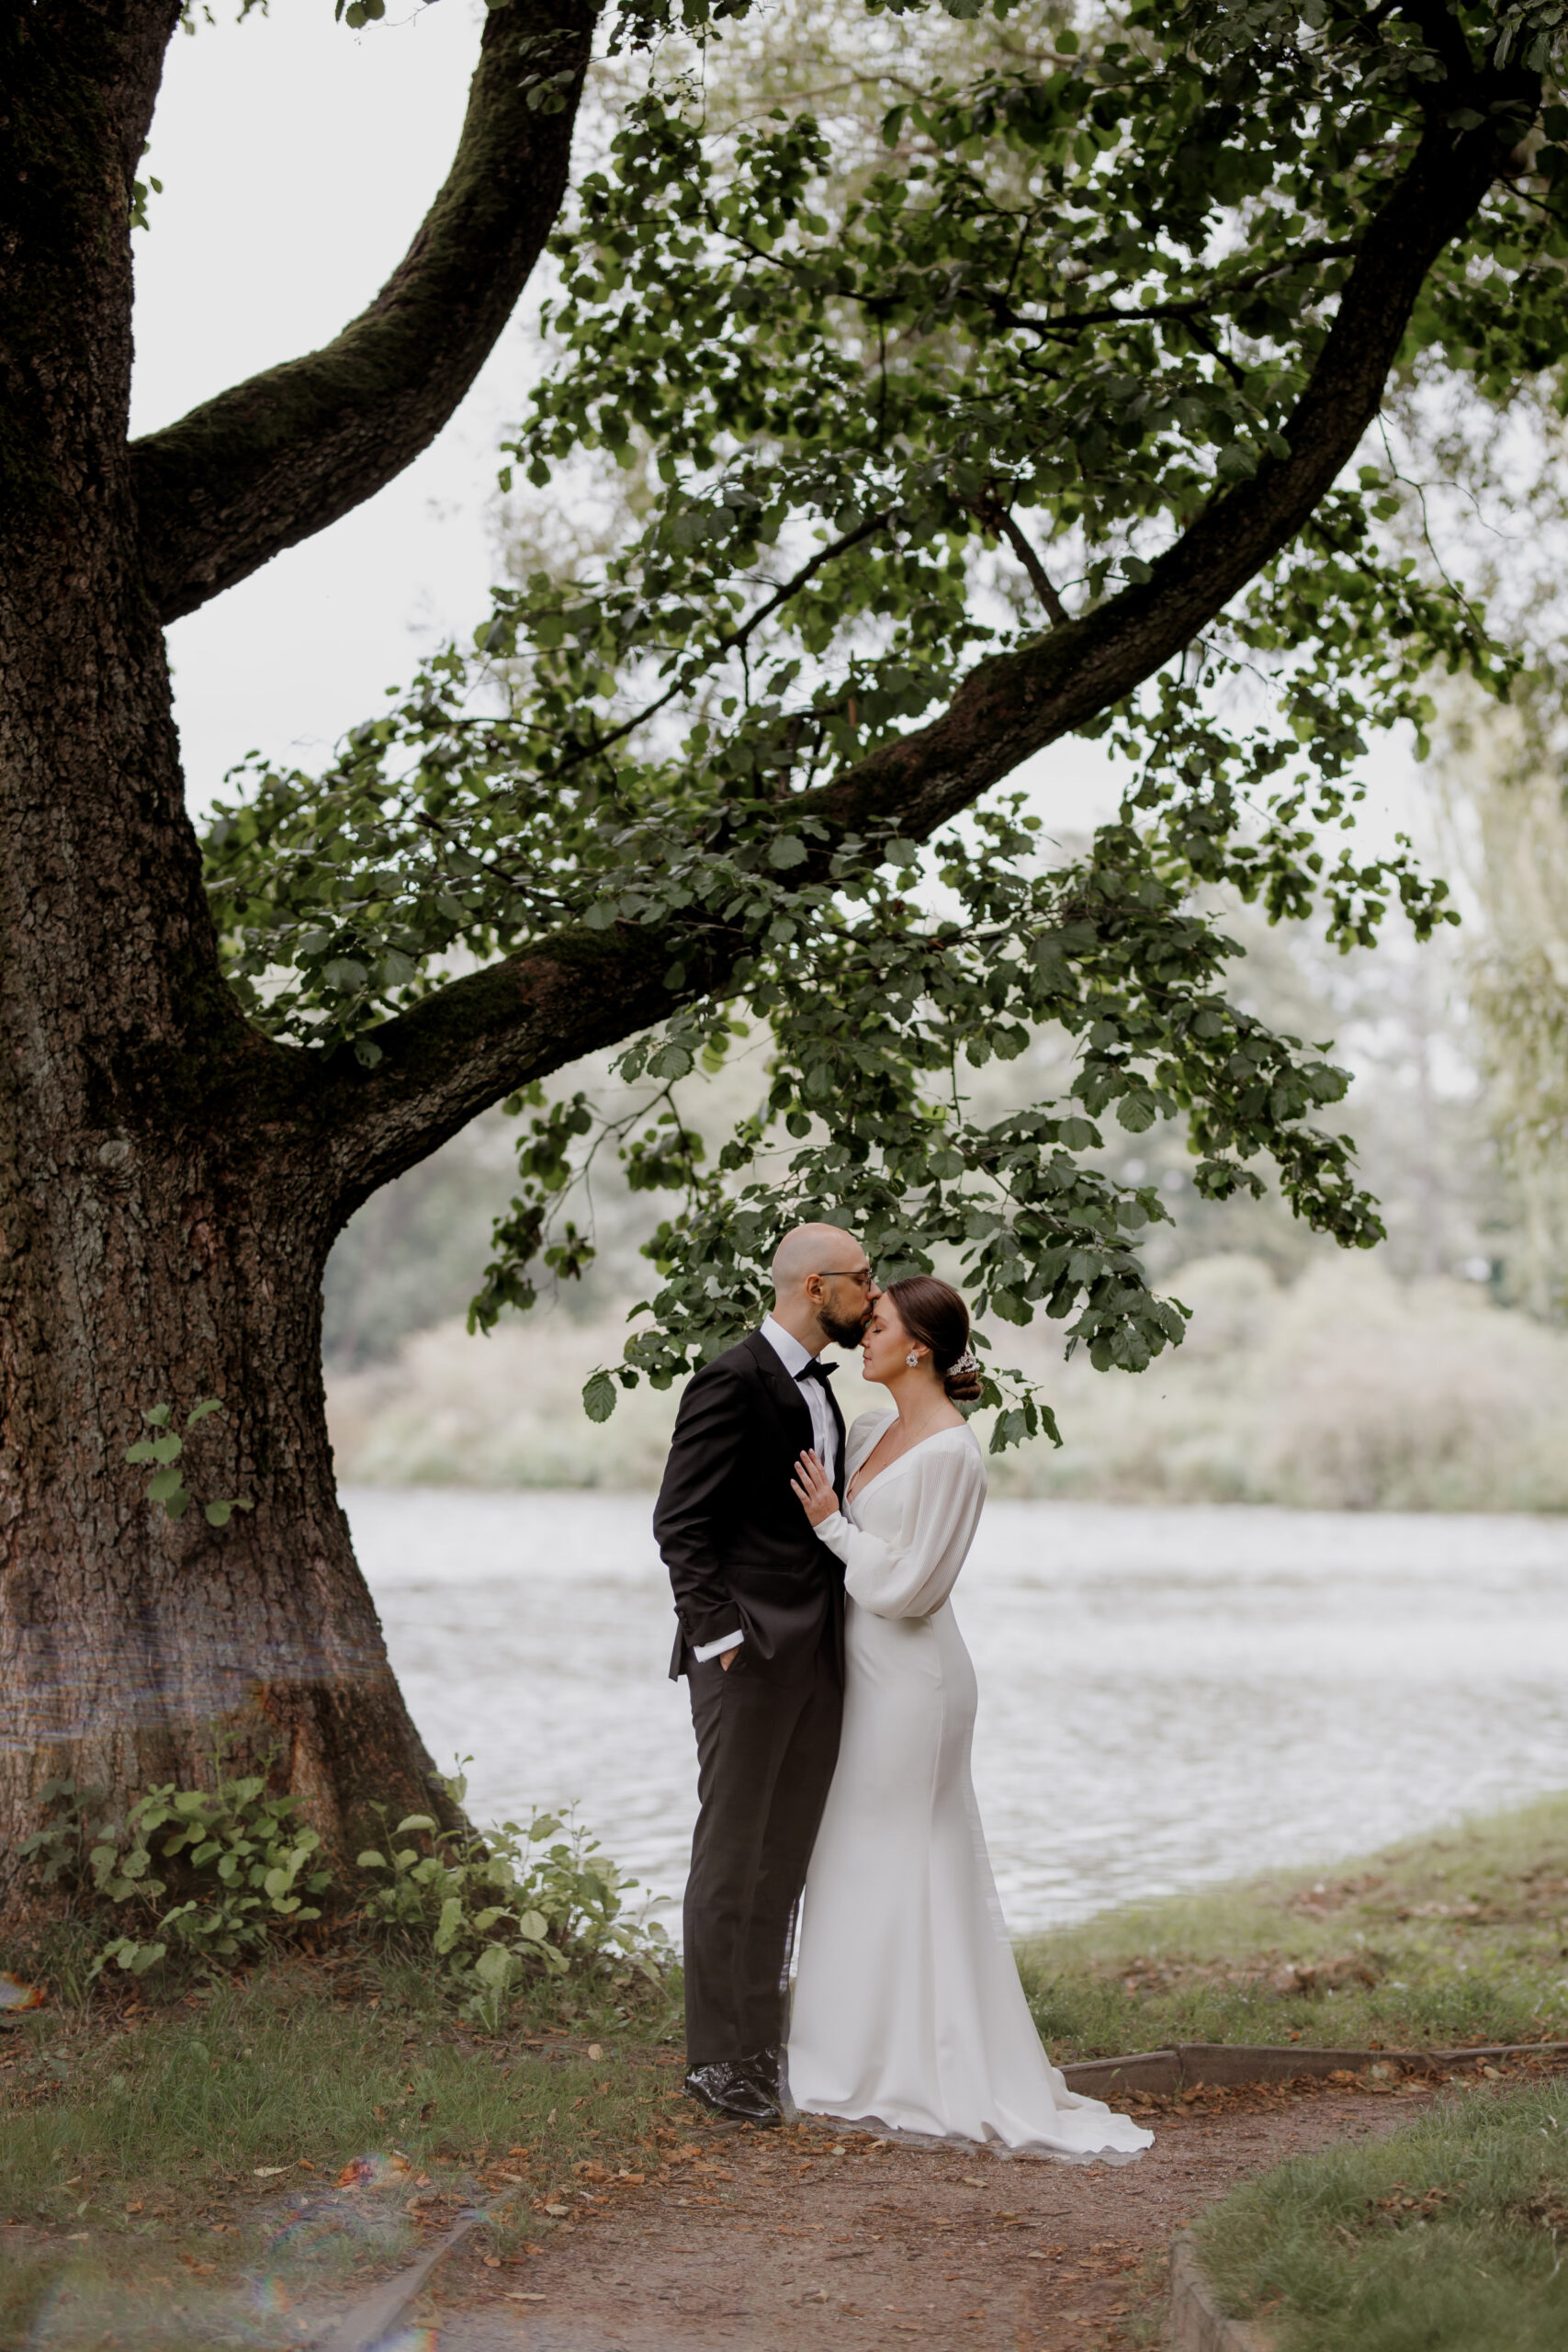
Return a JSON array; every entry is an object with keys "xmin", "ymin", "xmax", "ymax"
[
  {"xmin": 307, "ymin": 74, "xmax": 1534, "ymax": 1204},
  {"xmin": 316, "ymin": 916, "xmax": 688, "ymax": 1214},
  {"xmin": 130, "ymin": 0, "xmax": 596, "ymax": 624},
  {"xmin": 806, "ymin": 100, "xmax": 1531, "ymax": 848}
]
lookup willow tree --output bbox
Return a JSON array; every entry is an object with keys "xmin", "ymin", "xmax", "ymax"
[{"xmin": 3, "ymin": 0, "xmax": 1561, "ymax": 1894}]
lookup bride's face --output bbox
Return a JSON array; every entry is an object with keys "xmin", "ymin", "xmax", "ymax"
[{"xmin": 861, "ymin": 1298, "xmax": 923, "ymax": 1389}]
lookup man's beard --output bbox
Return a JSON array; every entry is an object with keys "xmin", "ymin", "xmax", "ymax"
[{"xmin": 820, "ymin": 1303, "xmax": 871, "ymax": 1350}]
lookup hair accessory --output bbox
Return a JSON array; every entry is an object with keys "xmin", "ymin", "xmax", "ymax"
[{"xmin": 949, "ymin": 1350, "xmax": 980, "ymax": 1381}]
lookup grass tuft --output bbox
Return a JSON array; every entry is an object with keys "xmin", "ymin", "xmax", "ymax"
[
  {"xmin": 1014, "ymin": 1791, "xmax": 1568, "ymax": 2060},
  {"xmin": 1195, "ymin": 2080, "xmax": 1568, "ymax": 2352}
]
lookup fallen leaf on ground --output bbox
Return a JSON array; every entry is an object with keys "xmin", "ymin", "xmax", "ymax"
[
  {"xmin": 0, "ymin": 1973, "xmax": 45, "ymax": 2011},
  {"xmin": 253, "ymin": 2167, "xmax": 288, "ymax": 2178}
]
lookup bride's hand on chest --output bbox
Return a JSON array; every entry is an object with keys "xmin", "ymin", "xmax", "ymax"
[{"xmin": 790, "ymin": 1449, "xmax": 840, "ymax": 1526}]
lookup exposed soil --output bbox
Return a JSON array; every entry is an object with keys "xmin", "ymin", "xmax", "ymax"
[{"xmin": 404, "ymin": 2070, "xmax": 1448, "ymax": 2350}]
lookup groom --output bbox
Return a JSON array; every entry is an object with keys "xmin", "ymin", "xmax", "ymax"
[{"xmin": 654, "ymin": 1224, "xmax": 880, "ymax": 2125}]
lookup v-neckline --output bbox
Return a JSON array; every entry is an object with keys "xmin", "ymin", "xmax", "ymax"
[{"xmin": 846, "ymin": 1417, "xmax": 964, "ymax": 1508}]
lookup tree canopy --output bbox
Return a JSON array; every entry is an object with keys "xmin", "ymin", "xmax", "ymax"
[{"xmin": 201, "ymin": 0, "xmax": 1565, "ymax": 1442}]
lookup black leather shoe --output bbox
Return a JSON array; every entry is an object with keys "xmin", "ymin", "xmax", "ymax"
[
  {"xmin": 741, "ymin": 2042, "xmax": 785, "ymax": 2106},
  {"xmin": 683, "ymin": 2061, "xmax": 782, "ymax": 2126}
]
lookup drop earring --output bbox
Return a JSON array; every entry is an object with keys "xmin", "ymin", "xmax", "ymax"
[{"xmin": 906, "ymin": 1351, "xmax": 919, "ymax": 1367}]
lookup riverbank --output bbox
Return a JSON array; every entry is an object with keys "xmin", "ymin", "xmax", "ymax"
[
  {"xmin": 1016, "ymin": 1791, "xmax": 1568, "ymax": 2062},
  {"xmin": 7, "ymin": 1792, "xmax": 1568, "ymax": 2346}
]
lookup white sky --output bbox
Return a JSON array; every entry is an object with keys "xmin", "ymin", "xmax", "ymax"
[{"xmin": 133, "ymin": 0, "xmax": 513, "ymax": 808}]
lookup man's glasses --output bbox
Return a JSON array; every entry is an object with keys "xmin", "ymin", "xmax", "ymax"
[{"xmin": 814, "ymin": 1268, "xmax": 876, "ymax": 1289}]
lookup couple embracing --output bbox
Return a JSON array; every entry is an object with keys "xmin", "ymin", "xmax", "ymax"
[{"xmin": 653, "ymin": 1223, "xmax": 1152, "ymax": 2160}]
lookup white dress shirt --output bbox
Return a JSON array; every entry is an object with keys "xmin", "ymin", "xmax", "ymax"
[{"xmin": 690, "ymin": 1317, "xmax": 840, "ymax": 1663}]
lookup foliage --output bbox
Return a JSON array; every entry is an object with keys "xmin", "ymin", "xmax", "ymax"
[
  {"xmin": 20, "ymin": 1773, "xmax": 329, "ymax": 1979},
  {"xmin": 355, "ymin": 1770, "xmax": 670, "ymax": 2030},
  {"xmin": 19, "ymin": 1763, "xmax": 669, "ymax": 2020},
  {"xmin": 1438, "ymin": 694, "xmax": 1568, "ymax": 1321},
  {"xmin": 122, "ymin": 1398, "xmax": 254, "ymax": 1527},
  {"xmin": 202, "ymin": 0, "xmax": 1568, "ymax": 1431}
]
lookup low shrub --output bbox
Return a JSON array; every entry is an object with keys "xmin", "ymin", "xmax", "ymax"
[
  {"xmin": 355, "ymin": 1767, "xmax": 670, "ymax": 2028},
  {"xmin": 20, "ymin": 1771, "xmax": 330, "ymax": 1977},
  {"xmin": 18, "ymin": 1762, "xmax": 671, "ymax": 2028}
]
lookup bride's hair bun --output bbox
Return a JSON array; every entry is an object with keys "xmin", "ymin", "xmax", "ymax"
[{"xmin": 885, "ymin": 1275, "xmax": 983, "ymax": 1404}]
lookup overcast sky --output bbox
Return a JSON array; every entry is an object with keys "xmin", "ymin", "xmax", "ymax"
[{"xmin": 134, "ymin": 0, "xmax": 513, "ymax": 808}]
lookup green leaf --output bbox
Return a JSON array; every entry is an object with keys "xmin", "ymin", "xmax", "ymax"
[
  {"xmin": 582, "ymin": 1370, "xmax": 618, "ymax": 1423},
  {"xmin": 473, "ymin": 1943, "xmax": 519, "ymax": 1990}
]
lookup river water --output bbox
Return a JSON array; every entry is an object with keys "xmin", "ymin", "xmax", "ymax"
[{"xmin": 345, "ymin": 1487, "xmax": 1568, "ymax": 1938}]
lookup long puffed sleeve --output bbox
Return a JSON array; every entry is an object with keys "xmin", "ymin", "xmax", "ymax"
[{"xmin": 814, "ymin": 1430, "xmax": 987, "ymax": 1619}]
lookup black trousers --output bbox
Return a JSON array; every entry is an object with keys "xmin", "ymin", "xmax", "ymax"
[{"xmin": 682, "ymin": 1645, "xmax": 842, "ymax": 2069}]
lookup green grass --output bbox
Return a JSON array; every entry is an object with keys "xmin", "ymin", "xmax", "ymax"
[
  {"xmin": 0, "ymin": 1939, "xmax": 694, "ymax": 2347},
  {"xmin": 1193, "ymin": 2080, "xmax": 1568, "ymax": 2352},
  {"xmin": 1014, "ymin": 1792, "xmax": 1568, "ymax": 2061}
]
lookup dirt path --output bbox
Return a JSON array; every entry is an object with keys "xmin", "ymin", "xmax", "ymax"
[{"xmin": 406, "ymin": 2075, "xmax": 1438, "ymax": 2350}]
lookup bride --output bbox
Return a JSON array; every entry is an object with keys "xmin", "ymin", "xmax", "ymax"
[{"xmin": 785, "ymin": 1274, "xmax": 1153, "ymax": 2162}]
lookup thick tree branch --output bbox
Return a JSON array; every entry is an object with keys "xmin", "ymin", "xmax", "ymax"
[
  {"xmin": 303, "ymin": 64, "xmax": 1535, "ymax": 1204},
  {"xmin": 130, "ymin": 0, "xmax": 596, "ymax": 624}
]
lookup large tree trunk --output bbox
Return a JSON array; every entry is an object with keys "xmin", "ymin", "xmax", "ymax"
[
  {"xmin": 0, "ymin": 1140, "xmax": 446, "ymax": 1900},
  {"xmin": 0, "ymin": 0, "xmax": 446, "ymax": 1902}
]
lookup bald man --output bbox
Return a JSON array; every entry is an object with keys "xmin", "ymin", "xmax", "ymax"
[{"xmin": 654, "ymin": 1223, "xmax": 880, "ymax": 2125}]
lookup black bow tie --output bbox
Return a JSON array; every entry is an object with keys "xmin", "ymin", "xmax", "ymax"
[{"xmin": 798, "ymin": 1358, "xmax": 836, "ymax": 1384}]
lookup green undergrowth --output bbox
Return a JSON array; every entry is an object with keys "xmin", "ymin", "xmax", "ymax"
[
  {"xmin": 1194, "ymin": 2080, "xmax": 1568, "ymax": 2352},
  {"xmin": 20, "ymin": 1763, "xmax": 671, "ymax": 2029},
  {"xmin": 0, "ymin": 1944, "xmax": 692, "ymax": 2348},
  {"xmin": 1014, "ymin": 1792, "xmax": 1568, "ymax": 2062}
]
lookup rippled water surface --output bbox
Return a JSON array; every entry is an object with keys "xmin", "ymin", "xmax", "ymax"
[{"xmin": 346, "ymin": 1487, "xmax": 1568, "ymax": 1936}]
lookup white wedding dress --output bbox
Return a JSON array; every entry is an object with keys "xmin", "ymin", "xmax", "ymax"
[{"xmin": 786, "ymin": 1410, "xmax": 1153, "ymax": 2163}]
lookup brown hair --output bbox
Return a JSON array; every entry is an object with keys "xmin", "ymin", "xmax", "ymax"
[{"xmin": 885, "ymin": 1276, "xmax": 982, "ymax": 1404}]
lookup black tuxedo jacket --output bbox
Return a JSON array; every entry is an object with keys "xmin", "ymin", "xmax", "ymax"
[{"xmin": 654, "ymin": 1330, "xmax": 847, "ymax": 1683}]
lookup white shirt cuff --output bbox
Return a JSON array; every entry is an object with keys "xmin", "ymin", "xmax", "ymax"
[{"xmin": 692, "ymin": 1630, "xmax": 744, "ymax": 1662}]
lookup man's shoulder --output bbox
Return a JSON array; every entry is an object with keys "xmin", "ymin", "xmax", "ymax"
[{"xmin": 689, "ymin": 1332, "xmax": 766, "ymax": 1386}]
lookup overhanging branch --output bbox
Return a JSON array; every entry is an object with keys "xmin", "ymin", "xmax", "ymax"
[
  {"xmin": 301, "ymin": 63, "xmax": 1535, "ymax": 1206},
  {"xmin": 130, "ymin": 0, "xmax": 596, "ymax": 624}
]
